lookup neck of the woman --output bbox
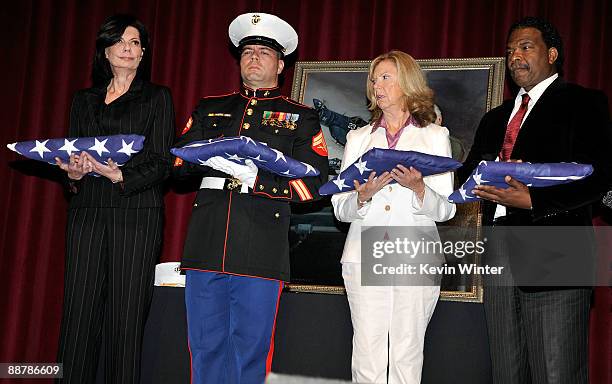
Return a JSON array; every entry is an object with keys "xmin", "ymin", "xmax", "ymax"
[
  {"xmin": 108, "ymin": 71, "xmax": 137, "ymax": 94},
  {"xmin": 383, "ymin": 109, "xmax": 410, "ymax": 134}
]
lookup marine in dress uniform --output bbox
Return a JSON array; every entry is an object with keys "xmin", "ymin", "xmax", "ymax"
[{"xmin": 173, "ymin": 13, "xmax": 328, "ymax": 384}]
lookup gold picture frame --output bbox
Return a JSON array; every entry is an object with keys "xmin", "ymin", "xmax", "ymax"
[{"xmin": 287, "ymin": 57, "xmax": 505, "ymax": 303}]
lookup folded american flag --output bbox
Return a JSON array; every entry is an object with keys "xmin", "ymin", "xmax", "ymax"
[
  {"xmin": 171, "ymin": 136, "xmax": 320, "ymax": 178},
  {"xmin": 449, "ymin": 160, "xmax": 594, "ymax": 203},
  {"xmin": 319, "ymin": 148, "xmax": 461, "ymax": 195},
  {"xmin": 7, "ymin": 134, "xmax": 145, "ymax": 166}
]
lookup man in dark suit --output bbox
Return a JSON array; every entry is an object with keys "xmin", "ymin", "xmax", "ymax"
[
  {"xmin": 458, "ymin": 17, "xmax": 612, "ymax": 384},
  {"xmin": 173, "ymin": 12, "xmax": 328, "ymax": 384}
]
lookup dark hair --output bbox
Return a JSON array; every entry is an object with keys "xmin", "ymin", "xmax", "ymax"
[
  {"xmin": 92, "ymin": 14, "xmax": 151, "ymax": 86},
  {"xmin": 507, "ymin": 16, "xmax": 564, "ymax": 76}
]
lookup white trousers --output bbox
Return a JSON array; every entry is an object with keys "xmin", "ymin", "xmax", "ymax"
[{"xmin": 342, "ymin": 263, "xmax": 440, "ymax": 384}]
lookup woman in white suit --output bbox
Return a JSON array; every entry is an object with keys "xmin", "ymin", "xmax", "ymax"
[{"xmin": 331, "ymin": 50, "xmax": 456, "ymax": 384}]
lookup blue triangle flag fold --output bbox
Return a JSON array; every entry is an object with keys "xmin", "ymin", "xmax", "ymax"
[
  {"xmin": 319, "ymin": 148, "xmax": 461, "ymax": 196},
  {"xmin": 449, "ymin": 161, "xmax": 593, "ymax": 203},
  {"xmin": 7, "ymin": 134, "xmax": 145, "ymax": 165},
  {"xmin": 171, "ymin": 136, "xmax": 320, "ymax": 178}
]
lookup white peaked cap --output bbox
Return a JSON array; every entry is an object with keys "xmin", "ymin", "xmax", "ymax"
[{"xmin": 229, "ymin": 12, "xmax": 298, "ymax": 56}]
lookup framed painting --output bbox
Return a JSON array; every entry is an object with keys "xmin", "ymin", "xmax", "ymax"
[{"xmin": 287, "ymin": 58, "xmax": 505, "ymax": 302}]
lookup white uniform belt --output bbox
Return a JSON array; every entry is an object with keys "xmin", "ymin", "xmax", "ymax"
[{"xmin": 200, "ymin": 177, "xmax": 249, "ymax": 193}]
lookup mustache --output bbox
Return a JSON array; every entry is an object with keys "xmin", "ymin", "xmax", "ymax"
[{"xmin": 510, "ymin": 62, "xmax": 529, "ymax": 71}]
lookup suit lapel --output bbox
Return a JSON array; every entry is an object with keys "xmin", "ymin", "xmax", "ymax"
[
  {"xmin": 512, "ymin": 78, "xmax": 566, "ymax": 158},
  {"xmin": 82, "ymin": 87, "xmax": 105, "ymax": 135}
]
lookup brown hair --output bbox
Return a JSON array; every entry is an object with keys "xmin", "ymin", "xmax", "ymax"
[{"xmin": 366, "ymin": 50, "xmax": 436, "ymax": 127}]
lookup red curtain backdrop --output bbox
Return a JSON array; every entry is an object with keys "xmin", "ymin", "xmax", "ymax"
[{"xmin": 1, "ymin": 1, "xmax": 610, "ymax": 383}]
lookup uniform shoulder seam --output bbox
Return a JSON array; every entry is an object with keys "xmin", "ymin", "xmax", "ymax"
[
  {"xmin": 201, "ymin": 92, "xmax": 239, "ymax": 100},
  {"xmin": 282, "ymin": 96, "xmax": 313, "ymax": 109}
]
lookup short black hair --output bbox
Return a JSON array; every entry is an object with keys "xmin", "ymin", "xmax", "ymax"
[
  {"xmin": 507, "ymin": 16, "xmax": 564, "ymax": 76},
  {"xmin": 92, "ymin": 14, "xmax": 151, "ymax": 87}
]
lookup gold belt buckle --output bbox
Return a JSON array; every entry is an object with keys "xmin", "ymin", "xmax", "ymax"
[{"xmin": 224, "ymin": 177, "xmax": 242, "ymax": 191}]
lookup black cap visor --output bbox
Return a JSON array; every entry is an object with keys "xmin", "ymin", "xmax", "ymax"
[{"xmin": 238, "ymin": 36, "xmax": 285, "ymax": 57}]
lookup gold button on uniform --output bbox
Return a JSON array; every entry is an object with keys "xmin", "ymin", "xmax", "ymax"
[
  {"xmin": 246, "ymin": 108, "xmax": 253, "ymax": 116},
  {"xmin": 243, "ymin": 123, "xmax": 250, "ymax": 130},
  {"xmin": 193, "ymin": 203, "xmax": 198, "ymax": 207},
  {"xmin": 259, "ymin": 185, "xmax": 264, "ymax": 190},
  {"xmin": 264, "ymin": 91, "xmax": 270, "ymax": 97},
  {"xmin": 274, "ymin": 212, "xmax": 280, "ymax": 218},
  {"xmin": 283, "ymin": 189, "xmax": 289, "ymax": 194},
  {"xmin": 250, "ymin": 99, "xmax": 257, "ymax": 106},
  {"xmin": 274, "ymin": 129, "xmax": 279, "ymax": 133},
  {"xmin": 385, "ymin": 205, "xmax": 391, "ymax": 211},
  {"xmin": 272, "ymin": 187, "xmax": 278, "ymax": 193}
]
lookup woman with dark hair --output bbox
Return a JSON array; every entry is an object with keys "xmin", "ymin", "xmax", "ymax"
[
  {"xmin": 54, "ymin": 14, "xmax": 174, "ymax": 383},
  {"xmin": 332, "ymin": 50, "xmax": 455, "ymax": 384}
]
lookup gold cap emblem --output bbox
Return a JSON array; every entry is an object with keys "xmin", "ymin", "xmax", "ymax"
[{"xmin": 251, "ymin": 14, "xmax": 261, "ymax": 25}]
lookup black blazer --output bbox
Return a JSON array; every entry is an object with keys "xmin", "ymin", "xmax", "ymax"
[
  {"xmin": 173, "ymin": 86, "xmax": 328, "ymax": 281},
  {"xmin": 67, "ymin": 79, "xmax": 175, "ymax": 209},
  {"xmin": 458, "ymin": 78, "xmax": 612, "ymax": 285},
  {"xmin": 459, "ymin": 78, "xmax": 612, "ymax": 226}
]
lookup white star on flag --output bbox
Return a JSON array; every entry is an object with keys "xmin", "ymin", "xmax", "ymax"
[
  {"xmin": 241, "ymin": 136, "xmax": 256, "ymax": 146},
  {"xmin": 89, "ymin": 138, "xmax": 109, "ymax": 157},
  {"xmin": 472, "ymin": 169, "xmax": 485, "ymax": 185},
  {"xmin": 249, "ymin": 154, "xmax": 266, "ymax": 163},
  {"xmin": 281, "ymin": 169, "xmax": 296, "ymax": 177},
  {"xmin": 302, "ymin": 162, "xmax": 316, "ymax": 174},
  {"xmin": 226, "ymin": 153, "xmax": 245, "ymax": 162},
  {"xmin": 58, "ymin": 138, "xmax": 80, "ymax": 156},
  {"xmin": 459, "ymin": 185, "xmax": 474, "ymax": 200},
  {"xmin": 7, "ymin": 143, "xmax": 19, "ymax": 154},
  {"xmin": 117, "ymin": 140, "xmax": 138, "ymax": 156},
  {"xmin": 354, "ymin": 158, "xmax": 371, "ymax": 175},
  {"xmin": 271, "ymin": 148, "xmax": 287, "ymax": 162},
  {"xmin": 333, "ymin": 177, "xmax": 349, "ymax": 190},
  {"xmin": 30, "ymin": 140, "xmax": 51, "ymax": 158}
]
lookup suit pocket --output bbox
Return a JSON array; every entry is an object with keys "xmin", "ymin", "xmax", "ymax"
[{"xmin": 201, "ymin": 116, "xmax": 234, "ymax": 139}]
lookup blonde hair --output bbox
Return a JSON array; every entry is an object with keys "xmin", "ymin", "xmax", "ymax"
[{"xmin": 366, "ymin": 50, "xmax": 436, "ymax": 127}]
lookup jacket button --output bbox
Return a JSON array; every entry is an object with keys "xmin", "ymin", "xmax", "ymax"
[
  {"xmin": 385, "ymin": 205, "xmax": 391, "ymax": 211},
  {"xmin": 243, "ymin": 123, "xmax": 250, "ymax": 130},
  {"xmin": 274, "ymin": 129, "xmax": 279, "ymax": 133},
  {"xmin": 250, "ymin": 99, "xmax": 257, "ymax": 106},
  {"xmin": 193, "ymin": 203, "xmax": 198, "ymax": 207},
  {"xmin": 274, "ymin": 212, "xmax": 280, "ymax": 218},
  {"xmin": 272, "ymin": 187, "xmax": 278, "ymax": 193},
  {"xmin": 264, "ymin": 91, "xmax": 270, "ymax": 97},
  {"xmin": 259, "ymin": 185, "xmax": 264, "ymax": 190},
  {"xmin": 246, "ymin": 108, "xmax": 253, "ymax": 116},
  {"xmin": 283, "ymin": 189, "xmax": 289, "ymax": 194}
]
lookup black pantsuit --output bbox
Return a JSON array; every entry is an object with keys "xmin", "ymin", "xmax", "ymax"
[
  {"xmin": 57, "ymin": 79, "xmax": 175, "ymax": 383},
  {"xmin": 59, "ymin": 207, "xmax": 163, "ymax": 382}
]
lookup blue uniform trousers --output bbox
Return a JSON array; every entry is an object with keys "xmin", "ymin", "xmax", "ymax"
[{"xmin": 185, "ymin": 270, "xmax": 283, "ymax": 384}]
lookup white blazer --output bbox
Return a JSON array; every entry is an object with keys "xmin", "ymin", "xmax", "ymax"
[{"xmin": 331, "ymin": 122, "xmax": 456, "ymax": 264}]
